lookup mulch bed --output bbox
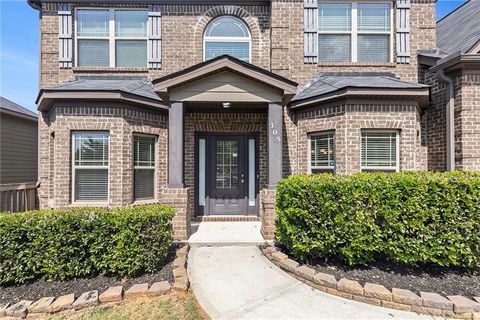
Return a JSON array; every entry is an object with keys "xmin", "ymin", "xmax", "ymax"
[
  {"xmin": 0, "ymin": 247, "xmax": 179, "ymax": 305},
  {"xmin": 304, "ymin": 255, "xmax": 480, "ymax": 299}
]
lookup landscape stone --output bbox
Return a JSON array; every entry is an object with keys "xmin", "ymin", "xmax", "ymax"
[
  {"xmin": 353, "ymin": 295, "xmax": 382, "ymax": 306},
  {"xmin": 176, "ymin": 245, "xmax": 188, "ymax": 257},
  {"xmin": 72, "ymin": 290, "xmax": 99, "ymax": 309},
  {"xmin": 447, "ymin": 295, "xmax": 480, "ymax": 313},
  {"xmin": 392, "ymin": 288, "xmax": 422, "ymax": 306},
  {"xmin": 173, "ymin": 276, "xmax": 189, "ymax": 291},
  {"xmin": 364, "ymin": 283, "xmax": 392, "ymax": 301},
  {"xmin": 278, "ymin": 258, "xmax": 299, "ymax": 272},
  {"xmin": 337, "ymin": 278, "xmax": 363, "ymax": 296},
  {"xmin": 271, "ymin": 251, "xmax": 288, "ymax": 262},
  {"xmin": 148, "ymin": 281, "xmax": 171, "ymax": 296},
  {"xmin": 294, "ymin": 265, "xmax": 316, "ymax": 282},
  {"xmin": 49, "ymin": 293, "xmax": 75, "ymax": 312},
  {"xmin": 313, "ymin": 272, "xmax": 337, "ymax": 289},
  {"xmin": 125, "ymin": 283, "xmax": 149, "ymax": 299},
  {"xmin": 28, "ymin": 297, "xmax": 55, "ymax": 313},
  {"xmin": 420, "ymin": 292, "xmax": 453, "ymax": 310},
  {"xmin": 381, "ymin": 300, "xmax": 411, "ymax": 311},
  {"xmin": 6, "ymin": 300, "xmax": 33, "ymax": 318},
  {"xmin": 173, "ymin": 266, "xmax": 187, "ymax": 279},
  {"xmin": 0, "ymin": 303, "xmax": 10, "ymax": 317},
  {"xmin": 264, "ymin": 246, "xmax": 277, "ymax": 254},
  {"xmin": 173, "ymin": 256, "xmax": 186, "ymax": 268},
  {"xmin": 410, "ymin": 306, "xmax": 445, "ymax": 316},
  {"xmin": 99, "ymin": 286, "xmax": 123, "ymax": 302}
]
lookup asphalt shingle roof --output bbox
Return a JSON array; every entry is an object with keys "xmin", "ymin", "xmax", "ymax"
[
  {"xmin": 437, "ymin": 0, "xmax": 480, "ymax": 55},
  {"xmin": 49, "ymin": 78, "xmax": 162, "ymax": 102},
  {"xmin": 293, "ymin": 73, "xmax": 427, "ymax": 102},
  {"xmin": 0, "ymin": 96, "xmax": 37, "ymax": 118}
]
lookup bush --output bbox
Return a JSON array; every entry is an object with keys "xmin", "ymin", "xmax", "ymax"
[
  {"xmin": 275, "ymin": 172, "xmax": 480, "ymax": 268},
  {"xmin": 0, "ymin": 204, "xmax": 175, "ymax": 285}
]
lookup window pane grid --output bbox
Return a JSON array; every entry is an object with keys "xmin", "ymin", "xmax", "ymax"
[
  {"xmin": 310, "ymin": 132, "xmax": 335, "ymax": 170},
  {"xmin": 317, "ymin": 2, "xmax": 391, "ymax": 63},
  {"xmin": 133, "ymin": 136, "xmax": 155, "ymax": 200},
  {"xmin": 361, "ymin": 132, "xmax": 397, "ymax": 170},
  {"xmin": 76, "ymin": 9, "xmax": 147, "ymax": 67},
  {"xmin": 73, "ymin": 132, "xmax": 109, "ymax": 202},
  {"xmin": 215, "ymin": 140, "xmax": 238, "ymax": 190}
]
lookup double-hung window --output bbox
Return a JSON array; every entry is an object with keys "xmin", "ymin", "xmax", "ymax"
[
  {"xmin": 309, "ymin": 131, "xmax": 335, "ymax": 173},
  {"xmin": 133, "ymin": 135, "xmax": 156, "ymax": 201},
  {"xmin": 318, "ymin": 2, "xmax": 392, "ymax": 63},
  {"xmin": 76, "ymin": 9, "xmax": 148, "ymax": 67},
  {"xmin": 361, "ymin": 130, "xmax": 399, "ymax": 172},
  {"xmin": 72, "ymin": 132, "xmax": 109, "ymax": 202}
]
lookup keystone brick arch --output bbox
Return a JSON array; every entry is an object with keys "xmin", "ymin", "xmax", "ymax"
[{"xmin": 193, "ymin": 5, "xmax": 264, "ymax": 65}]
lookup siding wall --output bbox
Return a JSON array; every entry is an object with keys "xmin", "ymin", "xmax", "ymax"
[{"xmin": 0, "ymin": 113, "xmax": 38, "ymax": 184}]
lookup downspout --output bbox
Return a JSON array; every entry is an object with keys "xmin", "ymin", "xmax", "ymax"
[{"xmin": 436, "ymin": 69, "xmax": 455, "ymax": 171}]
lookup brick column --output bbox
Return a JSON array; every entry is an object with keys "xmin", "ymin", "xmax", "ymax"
[
  {"xmin": 161, "ymin": 187, "xmax": 192, "ymax": 240},
  {"xmin": 260, "ymin": 188, "xmax": 277, "ymax": 240}
]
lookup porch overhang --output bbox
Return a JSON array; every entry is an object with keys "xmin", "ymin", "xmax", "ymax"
[{"xmin": 152, "ymin": 55, "xmax": 298, "ymax": 105}]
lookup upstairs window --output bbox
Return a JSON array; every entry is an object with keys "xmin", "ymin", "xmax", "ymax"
[
  {"xmin": 309, "ymin": 132, "xmax": 335, "ymax": 173},
  {"xmin": 204, "ymin": 16, "xmax": 251, "ymax": 62},
  {"xmin": 76, "ymin": 9, "xmax": 148, "ymax": 67},
  {"xmin": 361, "ymin": 131, "xmax": 399, "ymax": 172},
  {"xmin": 318, "ymin": 2, "xmax": 392, "ymax": 63}
]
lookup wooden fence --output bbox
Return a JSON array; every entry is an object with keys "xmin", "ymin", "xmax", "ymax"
[{"xmin": 0, "ymin": 182, "xmax": 38, "ymax": 213}]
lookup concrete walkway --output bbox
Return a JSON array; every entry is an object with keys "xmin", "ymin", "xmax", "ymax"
[
  {"xmin": 188, "ymin": 222, "xmax": 265, "ymax": 246},
  {"xmin": 188, "ymin": 246, "xmax": 441, "ymax": 320}
]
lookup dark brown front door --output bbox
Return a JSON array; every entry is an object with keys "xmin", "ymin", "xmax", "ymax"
[{"xmin": 196, "ymin": 134, "xmax": 258, "ymax": 216}]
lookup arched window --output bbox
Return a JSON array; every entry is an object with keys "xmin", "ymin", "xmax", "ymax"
[{"xmin": 204, "ymin": 16, "xmax": 251, "ymax": 62}]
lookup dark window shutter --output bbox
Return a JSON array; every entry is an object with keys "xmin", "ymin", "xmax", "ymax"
[
  {"xmin": 58, "ymin": 3, "xmax": 72, "ymax": 69},
  {"xmin": 148, "ymin": 5, "xmax": 162, "ymax": 69},
  {"xmin": 304, "ymin": 0, "xmax": 318, "ymax": 63},
  {"xmin": 396, "ymin": 0, "xmax": 410, "ymax": 64}
]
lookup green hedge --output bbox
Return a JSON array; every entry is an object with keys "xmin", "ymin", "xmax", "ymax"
[
  {"xmin": 275, "ymin": 172, "xmax": 480, "ymax": 268},
  {"xmin": 0, "ymin": 204, "xmax": 175, "ymax": 285}
]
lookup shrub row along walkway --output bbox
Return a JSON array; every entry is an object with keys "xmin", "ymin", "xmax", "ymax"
[{"xmin": 188, "ymin": 246, "xmax": 438, "ymax": 319}]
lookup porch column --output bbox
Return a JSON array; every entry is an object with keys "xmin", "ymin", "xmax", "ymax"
[
  {"xmin": 168, "ymin": 101, "xmax": 185, "ymax": 188},
  {"xmin": 268, "ymin": 102, "xmax": 283, "ymax": 188}
]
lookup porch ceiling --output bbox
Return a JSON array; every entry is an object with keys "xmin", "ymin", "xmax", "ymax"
[{"xmin": 152, "ymin": 55, "xmax": 298, "ymax": 104}]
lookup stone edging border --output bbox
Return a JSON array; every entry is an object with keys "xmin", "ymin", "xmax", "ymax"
[
  {"xmin": 0, "ymin": 245, "xmax": 190, "ymax": 319},
  {"xmin": 260, "ymin": 245, "xmax": 480, "ymax": 320}
]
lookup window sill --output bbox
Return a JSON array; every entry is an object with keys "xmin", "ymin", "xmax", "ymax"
[
  {"xmin": 73, "ymin": 67, "xmax": 149, "ymax": 73},
  {"xmin": 69, "ymin": 202, "xmax": 110, "ymax": 208},
  {"xmin": 132, "ymin": 199, "xmax": 159, "ymax": 205},
  {"xmin": 314, "ymin": 62, "xmax": 396, "ymax": 68}
]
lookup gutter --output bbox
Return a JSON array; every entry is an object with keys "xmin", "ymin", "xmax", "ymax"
[{"xmin": 435, "ymin": 69, "xmax": 455, "ymax": 171}]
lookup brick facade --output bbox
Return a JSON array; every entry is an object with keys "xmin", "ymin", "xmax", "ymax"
[{"xmin": 34, "ymin": 0, "xmax": 479, "ymax": 241}]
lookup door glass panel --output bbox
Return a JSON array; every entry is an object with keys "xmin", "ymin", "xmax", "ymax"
[
  {"xmin": 216, "ymin": 140, "xmax": 238, "ymax": 189},
  {"xmin": 248, "ymin": 139, "xmax": 255, "ymax": 206},
  {"xmin": 199, "ymin": 139, "xmax": 206, "ymax": 206}
]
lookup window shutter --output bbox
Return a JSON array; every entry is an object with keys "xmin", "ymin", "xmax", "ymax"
[
  {"xmin": 396, "ymin": 0, "xmax": 410, "ymax": 64},
  {"xmin": 58, "ymin": 3, "xmax": 72, "ymax": 69},
  {"xmin": 304, "ymin": 0, "xmax": 318, "ymax": 64},
  {"xmin": 148, "ymin": 5, "xmax": 162, "ymax": 69}
]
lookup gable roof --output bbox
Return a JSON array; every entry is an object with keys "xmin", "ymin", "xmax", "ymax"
[
  {"xmin": 290, "ymin": 73, "xmax": 429, "ymax": 109},
  {"xmin": 437, "ymin": 0, "xmax": 480, "ymax": 55},
  {"xmin": 36, "ymin": 78, "xmax": 167, "ymax": 111},
  {"xmin": 153, "ymin": 55, "xmax": 298, "ymax": 102},
  {"xmin": 0, "ymin": 96, "xmax": 38, "ymax": 120}
]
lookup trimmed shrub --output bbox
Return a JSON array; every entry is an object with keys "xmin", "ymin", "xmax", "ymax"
[
  {"xmin": 275, "ymin": 172, "xmax": 480, "ymax": 268},
  {"xmin": 0, "ymin": 204, "xmax": 175, "ymax": 285}
]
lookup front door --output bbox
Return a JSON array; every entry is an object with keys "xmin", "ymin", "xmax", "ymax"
[{"xmin": 196, "ymin": 134, "xmax": 258, "ymax": 216}]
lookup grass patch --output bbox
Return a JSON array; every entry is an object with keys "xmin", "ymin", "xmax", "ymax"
[{"xmin": 48, "ymin": 292, "xmax": 207, "ymax": 320}]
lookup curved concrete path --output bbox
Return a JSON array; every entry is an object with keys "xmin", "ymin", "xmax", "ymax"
[{"xmin": 188, "ymin": 246, "xmax": 441, "ymax": 320}]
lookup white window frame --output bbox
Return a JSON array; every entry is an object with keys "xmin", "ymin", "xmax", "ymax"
[
  {"xmin": 203, "ymin": 16, "xmax": 252, "ymax": 63},
  {"xmin": 75, "ymin": 8, "xmax": 148, "ymax": 68},
  {"xmin": 133, "ymin": 134, "xmax": 157, "ymax": 202},
  {"xmin": 308, "ymin": 131, "xmax": 335, "ymax": 173},
  {"xmin": 360, "ymin": 130, "xmax": 400, "ymax": 172},
  {"xmin": 317, "ymin": 1, "xmax": 393, "ymax": 63},
  {"xmin": 71, "ymin": 131, "xmax": 110, "ymax": 204}
]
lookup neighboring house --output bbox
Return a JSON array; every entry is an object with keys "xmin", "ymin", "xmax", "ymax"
[
  {"xmin": 26, "ymin": 0, "xmax": 478, "ymax": 239},
  {"xmin": 0, "ymin": 97, "xmax": 38, "ymax": 212}
]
